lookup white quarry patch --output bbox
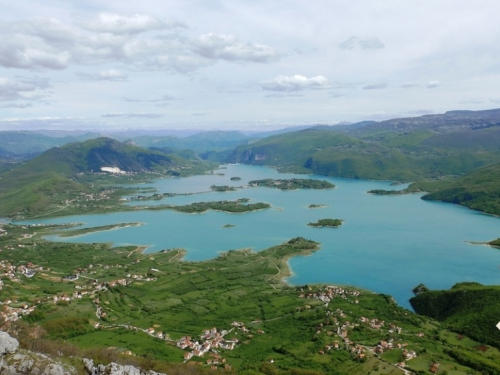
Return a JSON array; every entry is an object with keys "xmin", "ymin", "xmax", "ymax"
[{"xmin": 101, "ymin": 167, "xmax": 126, "ymax": 174}]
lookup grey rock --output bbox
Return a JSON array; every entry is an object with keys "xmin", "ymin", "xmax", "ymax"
[
  {"xmin": 83, "ymin": 358, "xmax": 167, "ymax": 375},
  {"xmin": 0, "ymin": 331, "xmax": 19, "ymax": 355},
  {"xmin": 0, "ymin": 350, "xmax": 76, "ymax": 374}
]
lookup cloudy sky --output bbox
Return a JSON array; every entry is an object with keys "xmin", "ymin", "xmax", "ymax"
[{"xmin": 1, "ymin": 0, "xmax": 500, "ymax": 131}]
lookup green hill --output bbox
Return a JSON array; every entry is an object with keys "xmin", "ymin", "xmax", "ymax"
[
  {"xmin": 228, "ymin": 109, "xmax": 500, "ymax": 213},
  {"xmin": 0, "ymin": 137, "xmax": 212, "ymax": 218},
  {"xmin": 129, "ymin": 130, "xmax": 252, "ymax": 154},
  {"xmin": 410, "ymin": 282, "xmax": 500, "ymax": 349},
  {"xmin": 418, "ymin": 162, "xmax": 500, "ymax": 215},
  {"xmin": 227, "ymin": 125, "xmax": 500, "ymax": 181}
]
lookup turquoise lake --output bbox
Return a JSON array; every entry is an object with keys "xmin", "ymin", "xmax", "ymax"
[{"xmin": 21, "ymin": 164, "xmax": 500, "ymax": 309}]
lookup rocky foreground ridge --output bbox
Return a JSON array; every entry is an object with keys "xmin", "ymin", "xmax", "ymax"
[{"xmin": 0, "ymin": 331, "xmax": 166, "ymax": 375}]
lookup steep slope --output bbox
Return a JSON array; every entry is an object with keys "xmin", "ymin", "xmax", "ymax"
[
  {"xmin": 410, "ymin": 282, "xmax": 500, "ymax": 349},
  {"xmin": 420, "ymin": 162, "xmax": 500, "ymax": 215}
]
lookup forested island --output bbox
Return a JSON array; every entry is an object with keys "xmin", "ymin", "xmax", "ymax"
[
  {"xmin": 148, "ymin": 198, "xmax": 270, "ymax": 213},
  {"xmin": 308, "ymin": 204, "xmax": 328, "ymax": 209},
  {"xmin": 210, "ymin": 185, "xmax": 238, "ymax": 192},
  {"xmin": 308, "ymin": 218, "xmax": 343, "ymax": 227},
  {"xmin": 368, "ymin": 189, "xmax": 407, "ymax": 196},
  {"xmin": 249, "ymin": 178, "xmax": 335, "ymax": 190}
]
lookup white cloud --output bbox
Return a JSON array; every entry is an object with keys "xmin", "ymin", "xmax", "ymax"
[
  {"xmin": 261, "ymin": 75, "xmax": 329, "ymax": 92},
  {"xmin": 0, "ymin": 17, "xmax": 278, "ymax": 72},
  {"xmin": 193, "ymin": 33, "xmax": 279, "ymax": 63},
  {"xmin": 82, "ymin": 13, "xmax": 175, "ymax": 35},
  {"xmin": 426, "ymin": 80, "xmax": 440, "ymax": 88},
  {"xmin": 0, "ymin": 76, "xmax": 49, "ymax": 102},
  {"xmin": 338, "ymin": 36, "xmax": 385, "ymax": 50}
]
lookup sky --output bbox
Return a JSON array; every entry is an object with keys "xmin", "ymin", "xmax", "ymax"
[{"xmin": 1, "ymin": 0, "xmax": 500, "ymax": 132}]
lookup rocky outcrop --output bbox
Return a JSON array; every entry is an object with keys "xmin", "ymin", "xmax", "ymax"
[
  {"xmin": 0, "ymin": 332, "xmax": 75, "ymax": 375},
  {"xmin": 0, "ymin": 331, "xmax": 19, "ymax": 355},
  {"xmin": 0, "ymin": 350, "xmax": 75, "ymax": 375},
  {"xmin": 83, "ymin": 358, "xmax": 167, "ymax": 375},
  {"xmin": 0, "ymin": 331, "xmax": 166, "ymax": 375}
]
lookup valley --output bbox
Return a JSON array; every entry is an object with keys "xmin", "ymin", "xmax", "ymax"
[{"xmin": 1, "ymin": 109, "xmax": 500, "ymax": 374}]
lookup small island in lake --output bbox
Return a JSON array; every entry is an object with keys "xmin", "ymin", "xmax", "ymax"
[
  {"xmin": 308, "ymin": 218, "xmax": 343, "ymax": 228},
  {"xmin": 222, "ymin": 224, "xmax": 235, "ymax": 228},
  {"xmin": 249, "ymin": 178, "xmax": 335, "ymax": 190},
  {"xmin": 368, "ymin": 189, "xmax": 406, "ymax": 196},
  {"xmin": 230, "ymin": 176, "xmax": 241, "ymax": 181},
  {"xmin": 148, "ymin": 198, "xmax": 269, "ymax": 213},
  {"xmin": 210, "ymin": 185, "xmax": 237, "ymax": 192},
  {"xmin": 308, "ymin": 204, "xmax": 328, "ymax": 209}
]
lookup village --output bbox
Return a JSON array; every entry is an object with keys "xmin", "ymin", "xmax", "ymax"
[
  {"xmin": 0, "ymin": 253, "xmax": 157, "ymax": 323},
  {"xmin": 0, "ymin": 223, "xmax": 478, "ymax": 373},
  {"xmin": 298, "ymin": 285, "xmax": 439, "ymax": 374}
]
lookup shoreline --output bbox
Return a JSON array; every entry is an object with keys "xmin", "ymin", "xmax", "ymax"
[{"xmin": 57, "ymin": 222, "xmax": 144, "ymax": 238}]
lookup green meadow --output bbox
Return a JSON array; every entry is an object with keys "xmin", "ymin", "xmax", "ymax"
[{"xmin": 2, "ymin": 223, "xmax": 500, "ymax": 374}]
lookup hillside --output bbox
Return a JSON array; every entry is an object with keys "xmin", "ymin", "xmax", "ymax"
[
  {"xmin": 3, "ymin": 225, "xmax": 500, "ymax": 375},
  {"xmin": 0, "ymin": 137, "xmax": 214, "ymax": 219},
  {"xmin": 227, "ymin": 109, "xmax": 500, "ymax": 214},
  {"xmin": 228, "ymin": 128, "xmax": 500, "ymax": 181},
  {"xmin": 419, "ymin": 162, "xmax": 500, "ymax": 215},
  {"xmin": 410, "ymin": 282, "xmax": 500, "ymax": 349},
  {"xmin": 0, "ymin": 137, "xmax": 196, "ymax": 178}
]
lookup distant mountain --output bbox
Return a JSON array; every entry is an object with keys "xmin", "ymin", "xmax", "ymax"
[
  {"xmin": 346, "ymin": 108, "xmax": 500, "ymax": 136},
  {"xmin": 228, "ymin": 108, "xmax": 500, "ymax": 181},
  {"xmin": 0, "ymin": 131, "xmax": 100, "ymax": 158},
  {"xmin": 128, "ymin": 130, "xmax": 253, "ymax": 155}
]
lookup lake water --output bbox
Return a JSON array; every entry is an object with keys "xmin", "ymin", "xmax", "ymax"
[{"xmin": 20, "ymin": 164, "xmax": 500, "ymax": 309}]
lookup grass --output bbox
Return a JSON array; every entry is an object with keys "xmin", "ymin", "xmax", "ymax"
[{"xmin": 2, "ymin": 224, "xmax": 499, "ymax": 374}]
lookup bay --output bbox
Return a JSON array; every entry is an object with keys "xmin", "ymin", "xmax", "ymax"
[{"xmin": 20, "ymin": 164, "xmax": 500, "ymax": 309}]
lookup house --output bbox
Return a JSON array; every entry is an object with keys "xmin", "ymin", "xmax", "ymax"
[{"xmin": 430, "ymin": 363, "xmax": 439, "ymax": 373}]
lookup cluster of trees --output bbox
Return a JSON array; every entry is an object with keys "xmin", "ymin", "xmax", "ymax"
[{"xmin": 307, "ymin": 219, "xmax": 343, "ymax": 228}]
